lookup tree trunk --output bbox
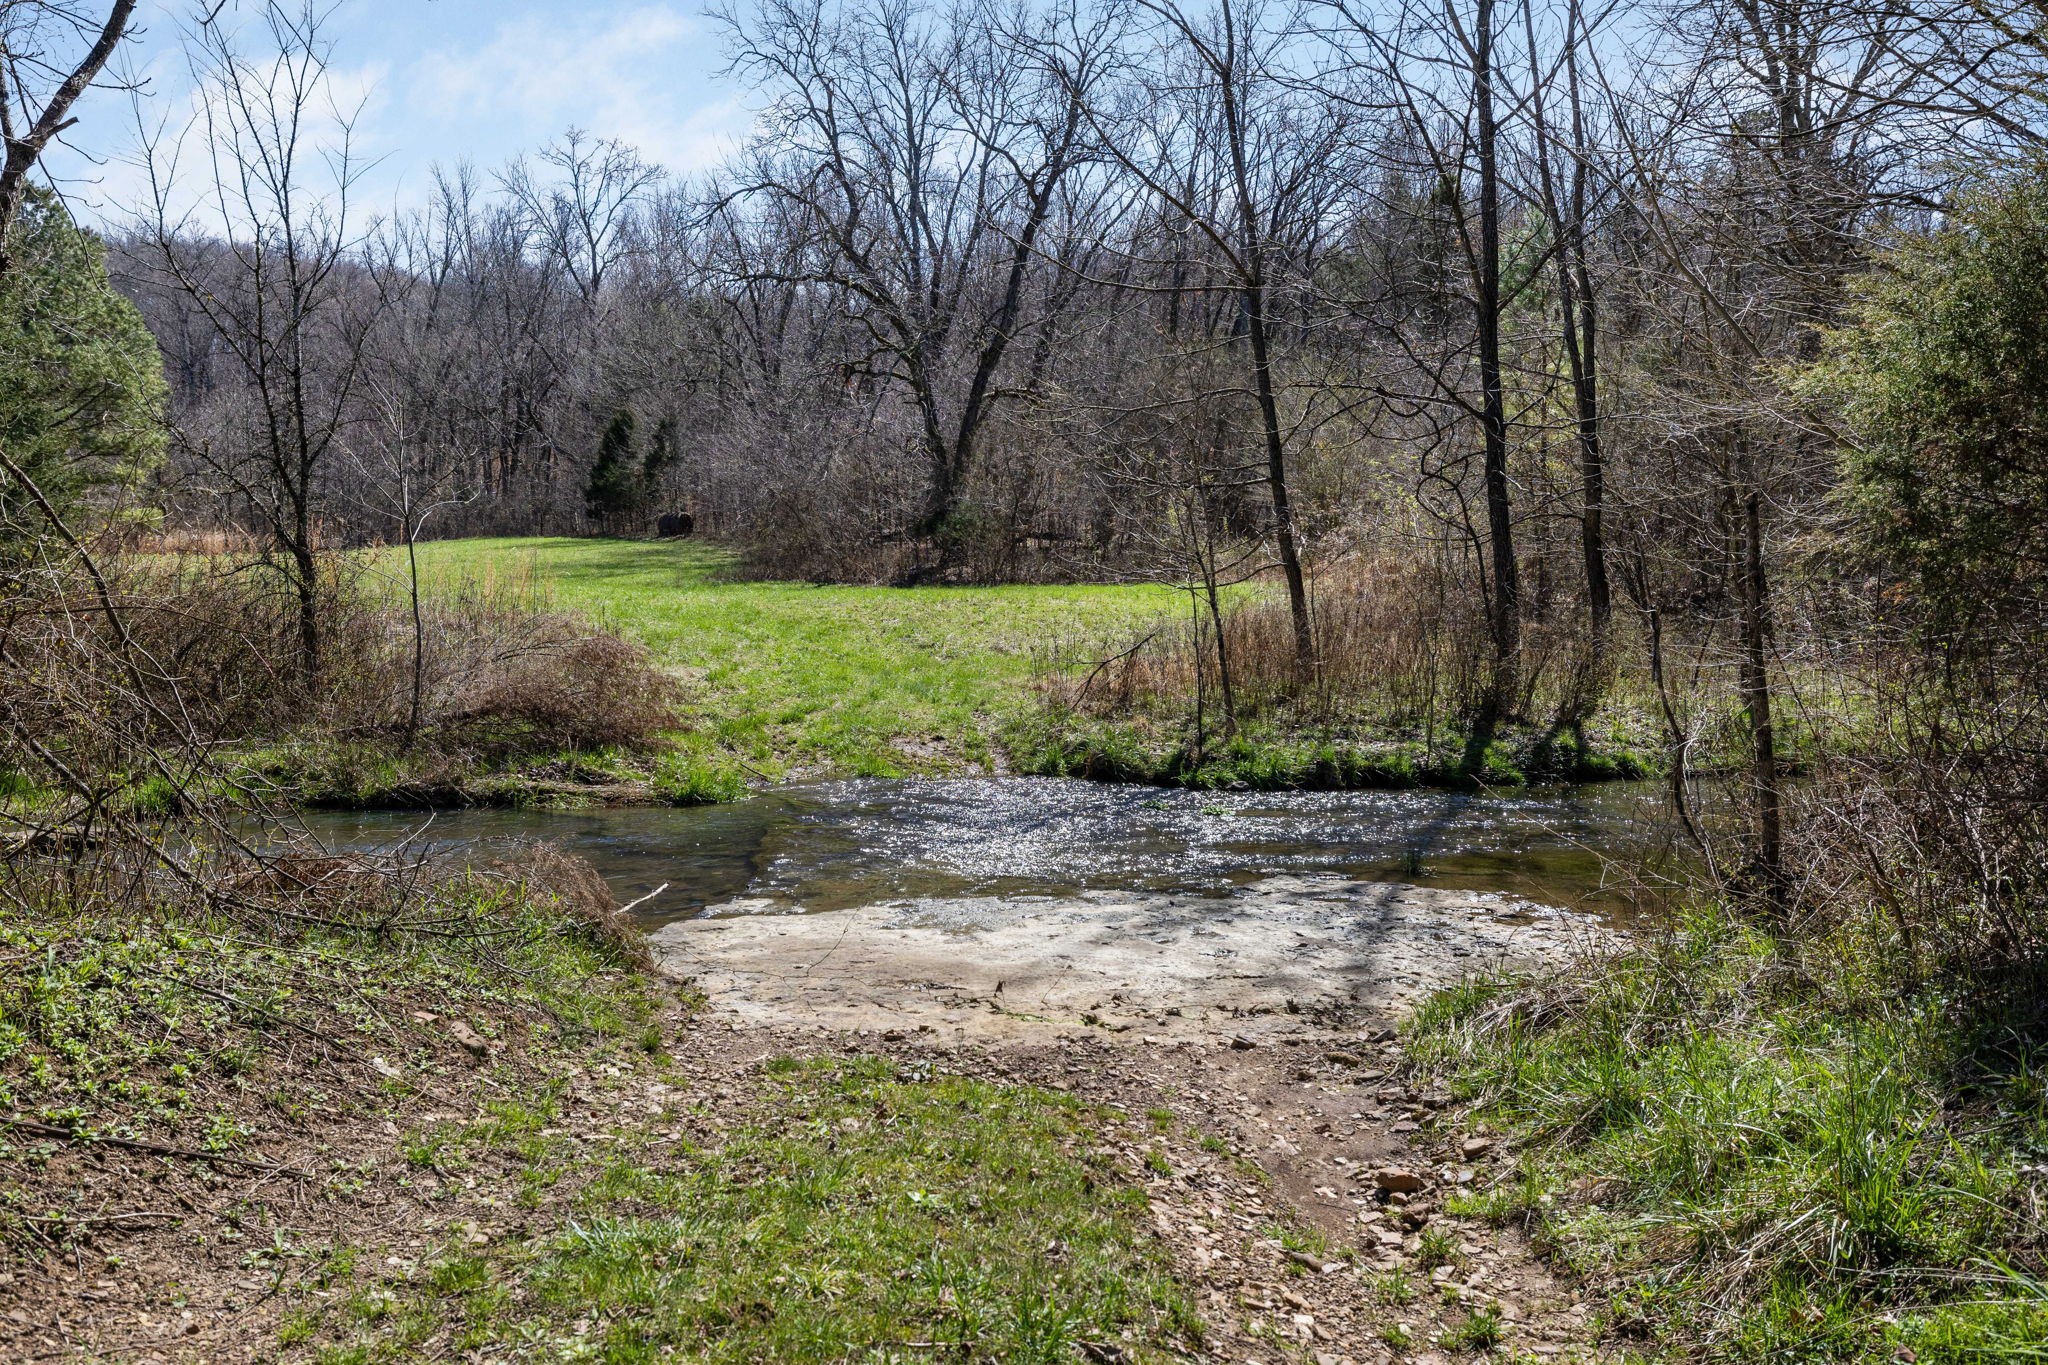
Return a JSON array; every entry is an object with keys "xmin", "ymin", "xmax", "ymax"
[
  {"xmin": 1242, "ymin": 277, "xmax": 1314, "ymax": 678},
  {"xmin": 406, "ymin": 516, "xmax": 426, "ymax": 749},
  {"xmin": 1735, "ymin": 459, "xmax": 1785, "ymax": 913},
  {"xmin": 1474, "ymin": 0, "xmax": 1519, "ymax": 723},
  {"xmin": 293, "ymin": 541, "xmax": 321, "ymax": 683},
  {"xmin": 1558, "ymin": 16, "xmax": 1610, "ymax": 661}
]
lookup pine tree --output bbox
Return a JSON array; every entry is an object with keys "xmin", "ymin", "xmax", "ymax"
[
  {"xmin": 642, "ymin": 415, "xmax": 679, "ymax": 491},
  {"xmin": 1, "ymin": 188, "xmax": 166, "ymax": 549},
  {"xmin": 584, "ymin": 410, "xmax": 642, "ymax": 533}
]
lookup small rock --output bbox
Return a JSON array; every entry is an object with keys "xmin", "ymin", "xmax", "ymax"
[
  {"xmin": 1459, "ymin": 1135, "xmax": 1495, "ymax": 1159},
  {"xmin": 446, "ymin": 1020, "xmax": 491, "ymax": 1058},
  {"xmin": 1285, "ymin": 1250, "xmax": 1340, "ymax": 1274},
  {"xmin": 1324, "ymin": 1050, "xmax": 1363, "ymax": 1066},
  {"xmin": 1230, "ymin": 1035, "xmax": 1258, "ymax": 1051},
  {"xmin": 1374, "ymin": 1167, "xmax": 1428, "ymax": 1193},
  {"xmin": 370, "ymin": 1056, "xmax": 400, "ymax": 1079}
]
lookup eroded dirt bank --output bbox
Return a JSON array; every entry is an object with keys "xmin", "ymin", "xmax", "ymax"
[{"xmin": 654, "ymin": 877, "xmax": 1618, "ymax": 1363}]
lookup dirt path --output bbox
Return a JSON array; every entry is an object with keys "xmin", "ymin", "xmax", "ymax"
[{"xmin": 654, "ymin": 877, "xmax": 1615, "ymax": 1363}]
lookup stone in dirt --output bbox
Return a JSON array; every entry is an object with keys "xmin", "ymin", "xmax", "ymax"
[
  {"xmin": 446, "ymin": 1020, "xmax": 492, "ymax": 1058},
  {"xmin": 1373, "ymin": 1168, "xmax": 1428, "ymax": 1194}
]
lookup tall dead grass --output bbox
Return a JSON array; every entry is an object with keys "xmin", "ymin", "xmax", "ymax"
[
  {"xmin": 5, "ymin": 547, "xmax": 677, "ymax": 778},
  {"xmin": 1049, "ymin": 554, "xmax": 1609, "ymax": 733}
]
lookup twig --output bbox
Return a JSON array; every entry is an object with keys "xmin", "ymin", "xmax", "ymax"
[
  {"xmin": 148, "ymin": 970, "xmax": 358, "ymax": 1053},
  {"xmin": 618, "ymin": 883, "xmax": 671, "ymax": 916},
  {"xmin": 15, "ymin": 1210, "xmax": 182, "ymax": 1228},
  {"xmin": 2, "ymin": 1115, "xmax": 311, "ymax": 1176}
]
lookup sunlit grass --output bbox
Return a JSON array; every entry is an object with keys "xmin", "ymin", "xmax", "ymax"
[
  {"xmin": 304, "ymin": 1056, "xmax": 1202, "ymax": 1363},
  {"xmin": 1406, "ymin": 908, "xmax": 2048, "ymax": 1362},
  {"xmin": 397, "ymin": 536, "xmax": 1187, "ymax": 780}
]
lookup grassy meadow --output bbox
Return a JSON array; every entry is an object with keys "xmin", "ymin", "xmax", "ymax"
[{"xmin": 392, "ymin": 536, "xmax": 1187, "ymax": 784}]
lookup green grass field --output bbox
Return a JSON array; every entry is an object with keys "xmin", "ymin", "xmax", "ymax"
[{"xmin": 397, "ymin": 537, "xmax": 1184, "ymax": 781}]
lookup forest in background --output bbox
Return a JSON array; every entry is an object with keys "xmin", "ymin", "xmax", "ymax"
[
  {"xmin": 6, "ymin": 0, "xmax": 2048, "ymax": 1359},
  {"xmin": 42, "ymin": 0, "xmax": 2042, "ymax": 906}
]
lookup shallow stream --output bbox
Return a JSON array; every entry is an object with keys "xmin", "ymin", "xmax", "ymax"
[{"xmin": 289, "ymin": 777, "xmax": 1671, "ymax": 928}]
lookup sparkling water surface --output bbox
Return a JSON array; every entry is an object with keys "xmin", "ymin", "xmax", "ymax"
[{"xmin": 285, "ymin": 777, "xmax": 1674, "ymax": 926}]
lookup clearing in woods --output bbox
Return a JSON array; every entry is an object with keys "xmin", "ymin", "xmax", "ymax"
[{"xmin": 401, "ymin": 536, "xmax": 1188, "ymax": 779}]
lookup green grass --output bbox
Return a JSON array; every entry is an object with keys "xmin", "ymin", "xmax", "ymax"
[
  {"xmin": 1405, "ymin": 908, "xmax": 2048, "ymax": 1362},
  {"xmin": 399, "ymin": 537, "xmax": 1185, "ymax": 780},
  {"xmin": 301, "ymin": 1055, "xmax": 1200, "ymax": 1364},
  {"xmin": 4, "ymin": 854, "xmax": 1203, "ymax": 1360},
  {"xmin": 1008, "ymin": 711, "xmax": 1659, "ymax": 791},
  {"xmin": 0, "ymin": 869, "xmax": 654, "ymax": 1175}
]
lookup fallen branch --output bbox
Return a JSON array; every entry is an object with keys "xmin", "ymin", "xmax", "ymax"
[
  {"xmin": 618, "ymin": 882, "xmax": 671, "ymax": 916},
  {"xmin": 2, "ymin": 1114, "xmax": 311, "ymax": 1176}
]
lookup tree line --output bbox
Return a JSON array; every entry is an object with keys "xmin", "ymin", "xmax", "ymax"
[{"xmin": 8, "ymin": 0, "xmax": 2048, "ymax": 938}]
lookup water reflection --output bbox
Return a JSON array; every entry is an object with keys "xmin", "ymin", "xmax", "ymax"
[{"xmin": 286, "ymin": 776, "xmax": 1675, "ymax": 926}]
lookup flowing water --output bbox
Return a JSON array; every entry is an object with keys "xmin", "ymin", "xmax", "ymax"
[{"xmin": 287, "ymin": 776, "xmax": 1672, "ymax": 928}]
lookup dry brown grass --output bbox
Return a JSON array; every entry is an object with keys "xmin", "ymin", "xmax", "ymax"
[
  {"xmin": 1049, "ymin": 554, "xmax": 1607, "ymax": 731},
  {"xmin": 489, "ymin": 841, "xmax": 650, "ymax": 970},
  {"xmin": 95, "ymin": 551, "xmax": 678, "ymax": 755}
]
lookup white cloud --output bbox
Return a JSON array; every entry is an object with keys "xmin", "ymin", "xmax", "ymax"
[
  {"xmin": 38, "ymin": 0, "xmax": 760, "ymax": 228},
  {"xmin": 399, "ymin": 3, "xmax": 754, "ymax": 176}
]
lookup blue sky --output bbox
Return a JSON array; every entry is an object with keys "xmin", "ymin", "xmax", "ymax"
[{"xmin": 46, "ymin": 0, "xmax": 753, "ymax": 222}]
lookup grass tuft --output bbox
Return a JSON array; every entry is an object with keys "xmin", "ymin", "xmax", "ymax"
[
  {"xmin": 1406, "ymin": 906, "xmax": 2048, "ymax": 1362},
  {"xmin": 300, "ymin": 1056, "xmax": 1202, "ymax": 1363}
]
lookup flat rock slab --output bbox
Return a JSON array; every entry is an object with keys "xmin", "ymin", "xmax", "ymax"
[{"xmin": 650, "ymin": 873, "xmax": 1610, "ymax": 1042}]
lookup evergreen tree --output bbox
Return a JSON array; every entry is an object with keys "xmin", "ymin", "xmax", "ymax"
[
  {"xmin": 584, "ymin": 409, "xmax": 643, "ymax": 532},
  {"xmin": 642, "ymin": 415, "xmax": 680, "ymax": 493},
  {"xmin": 0, "ymin": 188, "xmax": 166, "ymax": 548},
  {"xmin": 1805, "ymin": 169, "xmax": 2048, "ymax": 645}
]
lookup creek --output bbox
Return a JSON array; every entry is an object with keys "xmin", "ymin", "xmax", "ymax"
[{"xmin": 288, "ymin": 775, "xmax": 1670, "ymax": 928}]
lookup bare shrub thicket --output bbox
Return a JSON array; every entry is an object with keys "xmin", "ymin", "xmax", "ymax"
[
  {"xmin": 107, "ymin": 555, "xmax": 677, "ymax": 756},
  {"xmin": 1050, "ymin": 555, "xmax": 1491, "ymax": 729},
  {"xmin": 1, "ymin": 548, "xmax": 675, "ymax": 831},
  {"xmin": 1787, "ymin": 664, "xmax": 2048, "ymax": 974}
]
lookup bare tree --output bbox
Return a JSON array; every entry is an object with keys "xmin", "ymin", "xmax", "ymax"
[
  {"xmin": 1321, "ymin": 0, "xmax": 1541, "ymax": 722},
  {"xmin": 719, "ymin": 0, "xmax": 1107, "ymax": 570},
  {"xmin": 1086, "ymin": 0, "xmax": 1355, "ymax": 677},
  {"xmin": 0, "ymin": 0, "xmax": 138, "ymax": 271},
  {"xmin": 132, "ymin": 0, "xmax": 376, "ymax": 678},
  {"xmin": 1522, "ymin": 0, "xmax": 1616, "ymax": 720}
]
